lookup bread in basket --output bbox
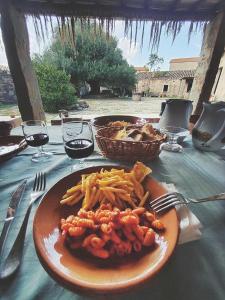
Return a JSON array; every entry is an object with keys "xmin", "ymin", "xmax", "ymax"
[
  {"xmin": 95, "ymin": 125, "xmax": 166, "ymax": 161},
  {"xmin": 92, "ymin": 115, "xmax": 145, "ymax": 131}
]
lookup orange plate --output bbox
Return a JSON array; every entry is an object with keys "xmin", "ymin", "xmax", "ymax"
[{"xmin": 33, "ymin": 166, "xmax": 179, "ymax": 295}]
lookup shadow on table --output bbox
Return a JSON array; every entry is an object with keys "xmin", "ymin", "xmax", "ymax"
[{"xmin": 1, "ymin": 205, "xmax": 224, "ymax": 300}]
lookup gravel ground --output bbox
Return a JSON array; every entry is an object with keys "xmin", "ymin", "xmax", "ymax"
[
  {"xmin": 76, "ymin": 97, "xmax": 165, "ymax": 117},
  {"xmin": 0, "ymin": 97, "xmax": 165, "ymax": 121}
]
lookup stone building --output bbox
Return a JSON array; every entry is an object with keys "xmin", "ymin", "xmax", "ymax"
[
  {"xmin": 0, "ymin": 65, "xmax": 17, "ymax": 103},
  {"xmin": 169, "ymin": 57, "xmax": 200, "ymax": 71},
  {"xmin": 211, "ymin": 53, "xmax": 225, "ymax": 101},
  {"xmin": 134, "ymin": 66, "xmax": 149, "ymax": 73},
  {"xmin": 136, "ymin": 69, "xmax": 195, "ymax": 98},
  {"xmin": 136, "ymin": 57, "xmax": 198, "ymax": 98},
  {"xmin": 136, "ymin": 55, "xmax": 225, "ymax": 101}
]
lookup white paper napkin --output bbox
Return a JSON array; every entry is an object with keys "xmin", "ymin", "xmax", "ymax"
[{"xmin": 161, "ymin": 183, "xmax": 203, "ymax": 244}]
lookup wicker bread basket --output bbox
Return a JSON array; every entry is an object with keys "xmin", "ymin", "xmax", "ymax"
[
  {"xmin": 96, "ymin": 126, "xmax": 166, "ymax": 162},
  {"xmin": 92, "ymin": 115, "xmax": 145, "ymax": 131}
]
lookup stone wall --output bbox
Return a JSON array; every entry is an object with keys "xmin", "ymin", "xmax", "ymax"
[
  {"xmin": 0, "ymin": 66, "xmax": 17, "ymax": 103},
  {"xmin": 170, "ymin": 61, "xmax": 200, "ymax": 71},
  {"xmin": 136, "ymin": 78, "xmax": 150, "ymax": 94},
  {"xmin": 136, "ymin": 77, "xmax": 193, "ymax": 99}
]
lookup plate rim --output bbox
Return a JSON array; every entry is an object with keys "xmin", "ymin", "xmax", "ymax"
[
  {"xmin": 0, "ymin": 135, "xmax": 27, "ymax": 161},
  {"xmin": 33, "ymin": 165, "xmax": 179, "ymax": 294}
]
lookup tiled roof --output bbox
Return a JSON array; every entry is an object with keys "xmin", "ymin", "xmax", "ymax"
[
  {"xmin": 134, "ymin": 67, "xmax": 149, "ymax": 72},
  {"xmin": 137, "ymin": 70, "xmax": 195, "ymax": 81},
  {"xmin": 170, "ymin": 57, "xmax": 200, "ymax": 63}
]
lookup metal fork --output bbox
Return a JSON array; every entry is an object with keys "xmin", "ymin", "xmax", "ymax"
[
  {"xmin": 150, "ymin": 192, "xmax": 225, "ymax": 214},
  {"xmin": 0, "ymin": 172, "xmax": 46, "ymax": 279}
]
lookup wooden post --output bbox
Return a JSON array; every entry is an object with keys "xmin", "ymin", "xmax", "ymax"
[
  {"xmin": 1, "ymin": 2, "xmax": 45, "ymax": 121},
  {"xmin": 190, "ymin": 11, "xmax": 225, "ymax": 115}
]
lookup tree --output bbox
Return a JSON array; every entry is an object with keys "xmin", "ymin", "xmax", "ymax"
[
  {"xmin": 147, "ymin": 54, "xmax": 164, "ymax": 71},
  {"xmin": 39, "ymin": 22, "xmax": 136, "ymax": 95},
  {"xmin": 33, "ymin": 61, "xmax": 77, "ymax": 113}
]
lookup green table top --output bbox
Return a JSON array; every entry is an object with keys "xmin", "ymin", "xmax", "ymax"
[{"xmin": 0, "ymin": 126, "xmax": 225, "ymax": 300}]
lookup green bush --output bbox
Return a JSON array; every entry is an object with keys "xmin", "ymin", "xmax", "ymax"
[{"xmin": 33, "ymin": 62, "xmax": 77, "ymax": 113}]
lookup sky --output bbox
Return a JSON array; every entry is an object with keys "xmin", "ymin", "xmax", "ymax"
[{"xmin": 0, "ymin": 17, "xmax": 204, "ymax": 70}]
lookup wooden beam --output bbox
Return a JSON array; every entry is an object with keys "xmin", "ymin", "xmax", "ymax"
[
  {"xmin": 1, "ymin": 2, "xmax": 45, "ymax": 121},
  {"xmin": 7, "ymin": 1, "xmax": 215, "ymax": 21},
  {"xmin": 190, "ymin": 0, "xmax": 206, "ymax": 11},
  {"xmin": 169, "ymin": 0, "xmax": 181, "ymax": 11},
  {"xmin": 190, "ymin": 10, "xmax": 225, "ymax": 115},
  {"xmin": 144, "ymin": 0, "xmax": 153, "ymax": 10},
  {"xmin": 190, "ymin": 0, "xmax": 225, "ymax": 14}
]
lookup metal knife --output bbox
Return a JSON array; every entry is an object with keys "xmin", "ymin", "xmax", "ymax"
[{"xmin": 0, "ymin": 180, "xmax": 27, "ymax": 260}]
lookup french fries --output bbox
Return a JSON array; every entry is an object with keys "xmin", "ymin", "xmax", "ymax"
[{"xmin": 60, "ymin": 162, "xmax": 152, "ymax": 210}]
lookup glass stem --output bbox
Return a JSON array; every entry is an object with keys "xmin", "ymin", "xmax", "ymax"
[
  {"xmin": 37, "ymin": 146, "xmax": 42, "ymax": 155},
  {"xmin": 70, "ymin": 159, "xmax": 86, "ymax": 173},
  {"xmin": 70, "ymin": 158, "xmax": 75, "ymax": 173},
  {"xmin": 79, "ymin": 158, "xmax": 85, "ymax": 168},
  {"xmin": 169, "ymin": 134, "xmax": 177, "ymax": 144}
]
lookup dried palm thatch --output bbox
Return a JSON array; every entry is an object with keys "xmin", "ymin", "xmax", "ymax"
[
  {"xmin": 30, "ymin": 15, "xmax": 208, "ymax": 51},
  {"xmin": 1, "ymin": 0, "xmax": 225, "ymax": 50}
]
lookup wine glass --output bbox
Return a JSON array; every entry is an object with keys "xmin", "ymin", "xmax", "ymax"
[
  {"xmin": 62, "ymin": 120, "xmax": 94, "ymax": 171},
  {"xmin": 160, "ymin": 126, "xmax": 189, "ymax": 152},
  {"xmin": 22, "ymin": 120, "xmax": 52, "ymax": 162}
]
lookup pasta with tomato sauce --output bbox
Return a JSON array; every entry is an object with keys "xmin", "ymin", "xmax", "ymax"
[{"xmin": 60, "ymin": 204, "xmax": 165, "ymax": 259}]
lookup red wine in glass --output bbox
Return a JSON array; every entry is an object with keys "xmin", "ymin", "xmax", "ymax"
[
  {"xmin": 25, "ymin": 133, "xmax": 49, "ymax": 147},
  {"xmin": 62, "ymin": 121, "xmax": 94, "ymax": 170},
  {"xmin": 22, "ymin": 120, "xmax": 52, "ymax": 162},
  {"xmin": 65, "ymin": 139, "xmax": 94, "ymax": 159}
]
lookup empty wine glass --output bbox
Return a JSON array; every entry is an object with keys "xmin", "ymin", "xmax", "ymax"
[
  {"xmin": 160, "ymin": 126, "xmax": 189, "ymax": 152},
  {"xmin": 62, "ymin": 120, "xmax": 94, "ymax": 171},
  {"xmin": 22, "ymin": 120, "xmax": 52, "ymax": 162}
]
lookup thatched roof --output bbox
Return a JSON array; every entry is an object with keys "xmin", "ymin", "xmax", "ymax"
[
  {"xmin": 137, "ymin": 69, "xmax": 195, "ymax": 80},
  {"xmin": 1, "ymin": 0, "xmax": 224, "ymax": 50},
  {"xmin": 6, "ymin": 0, "xmax": 225, "ymax": 21}
]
